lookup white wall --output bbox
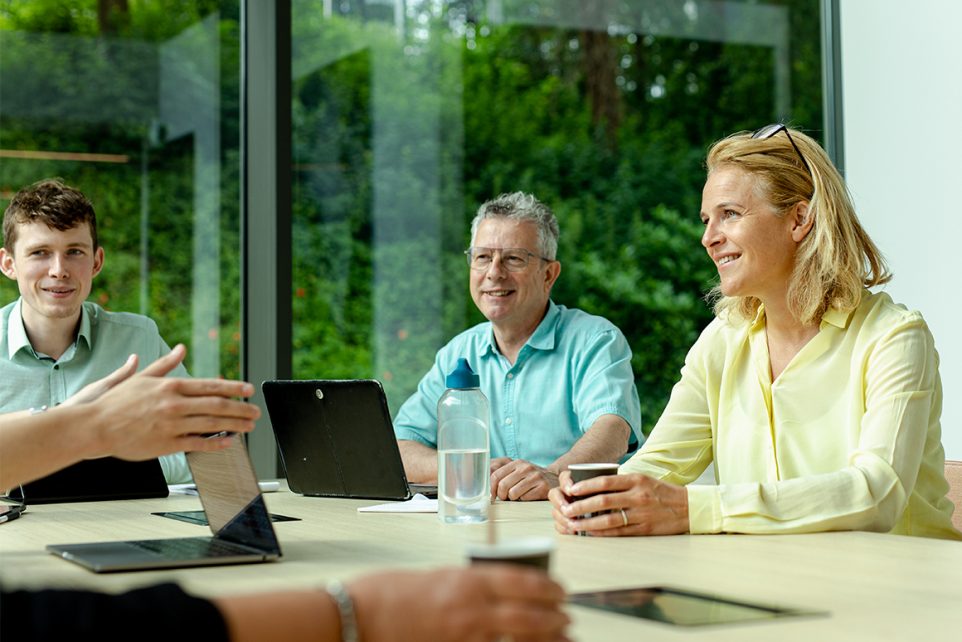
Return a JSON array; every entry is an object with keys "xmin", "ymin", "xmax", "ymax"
[{"xmin": 840, "ymin": 1, "xmax": 962, "ymax": 458}]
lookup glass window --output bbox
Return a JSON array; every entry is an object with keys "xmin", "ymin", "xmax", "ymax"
[
  {"xmin": 0, "ymin": 0, "xmax": 241, "ymax": 378},
  {"xmin": 290, "ymin": 0, "xmax": 824, "ymax": 426}
]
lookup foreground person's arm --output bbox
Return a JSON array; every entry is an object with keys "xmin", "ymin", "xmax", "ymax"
[
  {"xmin": 216, "ymin": 566, "xmax": 570, "ymax": 642},
  {"xmin": 0, "ymin": 345, "xmax": 259, "ymax": 489},
  {"xmin": 3, "ymin": 567, "xmax": 569, "ymax": 642}
]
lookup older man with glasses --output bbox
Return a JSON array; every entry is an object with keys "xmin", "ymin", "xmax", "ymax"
[{"xmin": 393, "ymin": 192, "xmax": 642, "ymax": 501}]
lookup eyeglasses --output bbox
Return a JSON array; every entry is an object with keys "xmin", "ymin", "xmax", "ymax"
[
  {"xmin": 465, "ymin": 247, "xmax": 550, "ymax": 272},
  {"xmin": 752, "ymin": 123, "xmax": 812, "ymax": 176}
]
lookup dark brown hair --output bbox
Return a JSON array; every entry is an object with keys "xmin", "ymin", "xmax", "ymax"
[{"xmin": 3, "ymin": 179, "xmax": 98, "ymax": 252}]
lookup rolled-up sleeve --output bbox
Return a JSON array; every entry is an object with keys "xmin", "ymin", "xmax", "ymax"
[
  {"xmin": 393, "ymin": 356, "xmax": 447, "ymax": 448},
  {"xmin": 573, "ymin": 328, "xmax": 643, "ymax": 447}
]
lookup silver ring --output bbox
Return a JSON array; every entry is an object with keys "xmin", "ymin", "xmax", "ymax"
[{"xmin": 620, "ymin": 508, "xmax": 629, "ymax": 527}]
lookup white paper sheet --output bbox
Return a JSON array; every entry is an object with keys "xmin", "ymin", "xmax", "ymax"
[{"xmin": 357, "ymin": 493, "xmax": 438, "ymax": 513}]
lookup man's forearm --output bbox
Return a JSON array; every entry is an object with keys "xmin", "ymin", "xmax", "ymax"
[
  {"xmin": 547, "ymin": 414, "xmax": 631, "ymax": 474},
  {"xmin": 0, "ymin": 406, "xmax": 100, "ymax": 489},
  {"xmin": 397, "ymin": 439, "xmax": 439, "ymax": 483}
]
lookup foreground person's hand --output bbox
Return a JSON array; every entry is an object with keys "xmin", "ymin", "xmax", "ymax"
[
  {"xmin": 84, "ymin": 344, "xmax": 260, "ymax": 460},
  {"xmin": 351, "ymin": 565, "xmax": 570, "ymax": 642}
]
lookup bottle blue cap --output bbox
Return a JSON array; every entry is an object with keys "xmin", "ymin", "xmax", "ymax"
[{"xmin": 445, "ymin": 358, "xmax": 480, "ymax": 389}]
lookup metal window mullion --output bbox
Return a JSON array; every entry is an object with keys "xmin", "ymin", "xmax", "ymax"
[{"xmin": 242, "ymin": 0, "xmax": 292, "ymax": 478}]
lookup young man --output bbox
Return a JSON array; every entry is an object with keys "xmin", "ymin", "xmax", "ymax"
[{"xmin": 0, "ymin": 178, "xmax": 190, "ymax": 482}]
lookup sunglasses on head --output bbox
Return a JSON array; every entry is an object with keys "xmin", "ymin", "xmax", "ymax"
[{"xmin": 751, "ymin": 123, "xmax": 812, "ymax": 176}]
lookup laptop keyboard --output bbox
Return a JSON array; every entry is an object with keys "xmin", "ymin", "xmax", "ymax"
[{"xmin": 129, "ymin": 537, "xmax": 251, "ymax": 559}]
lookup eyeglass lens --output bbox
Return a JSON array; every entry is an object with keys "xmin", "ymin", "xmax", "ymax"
[
  {"xmin": 466, "ymin": 247, "xmax": 534, "ymax": 272},
  {"xmin": 751, "ymin": 123, "xmax": 811, "ymax": 175}
]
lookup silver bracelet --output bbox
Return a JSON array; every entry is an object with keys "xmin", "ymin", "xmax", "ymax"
[{"xmin": 326, "ymin": 580, "xmax": 359, "ymax": 642}]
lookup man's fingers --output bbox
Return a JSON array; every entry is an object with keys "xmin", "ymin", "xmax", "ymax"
[
  {"xmin": 172, "ymin": 405, "xmax": 259, "ymax": 429},
  {"xmin": 163, "ymin": 394, "xmax": 260, "ymax": 419},
  {"xmin": 103, "ymin": 354, "xmax": 139, "ymax": 386},
  {"xmin": 495, "ymin": 473, "xmax": 521, "ymax": 500},
  {"xmin": 170, "ymin": 378, "xmax": 256, "ymax": 399},
  {"xmin": 511, "ymin": 474, "xmax": 550, "ymax": 501},
  {"xmin": 490, "ymin": 461, "xmax": 520, "ymax": 498},
  {"xmin": 175, "ymin": 434, "xmax": 239, "ymax": 453},
  {"xmin": 140, "ymin": 344, "xmax": 188, "ymax": 377},
  {"xmin": 504, "ymin": 472, "xmax": 533, "ymax": 500},
  {"xmin": 514, "ymin": 480, "xmax": 549, "ymax": 501},
  {"xmin": 61, "ymin": 354, "xmax": 140, "ymax": 406}
]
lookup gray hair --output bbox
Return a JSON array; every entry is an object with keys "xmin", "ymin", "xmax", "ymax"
[{"xmin": 469, "ymin": 192, "xmax": 560, "ymax": 260}]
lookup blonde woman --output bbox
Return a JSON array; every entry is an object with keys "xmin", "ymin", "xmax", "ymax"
[{"xmin": 550, "ymin": 125, "xmax": 961, "ymax": 540}]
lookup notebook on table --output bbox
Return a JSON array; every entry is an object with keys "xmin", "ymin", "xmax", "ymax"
[
  {"xmin": 6, "ymin": 457, "xmax": 168, "ymax": 505},
  {"xmin": 46, "ymin": 437, "xmax": 281, "ymax": 573},
  {"xmin": 262, "ymin": 379, "xmax": 438, "ymax": 500}
]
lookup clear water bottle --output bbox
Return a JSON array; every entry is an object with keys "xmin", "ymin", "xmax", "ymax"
[{"xmin": 438, "ymin": 358, "xmax": 490, "ymax": 524}]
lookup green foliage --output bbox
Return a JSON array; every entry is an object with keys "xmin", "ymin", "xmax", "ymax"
[
  {"xmin": 0, "ymin": 0, "xmax": 242, "ymax": 378},
  {"xmin": 1, "ymin": 1, "xmax": 824, "ymax": 431},
  {"xmin": 287, "ymin": 2, "xmax": 824, "ymax": 428}
]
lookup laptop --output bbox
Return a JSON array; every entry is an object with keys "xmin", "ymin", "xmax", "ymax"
[
  {"xmin": 6, "ymin": 457, "xmax": 168, "ymax": 505},
  {"xmin": 46, "ymin": 436, "xmax": 282, "ymax": 572},
  {"xmin": 262, "ymin": 379, "xmax": 437, "ymax": 500}
]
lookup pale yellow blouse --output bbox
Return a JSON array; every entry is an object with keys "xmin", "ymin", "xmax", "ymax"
[{"xmin": 621, "ymin": 291, "xmax": 961, "ymax": 539}]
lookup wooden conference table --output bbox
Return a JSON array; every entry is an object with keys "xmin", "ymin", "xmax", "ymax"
[{"xmin": 2, "ymin": 487, "xmax": 960, "ymax": 641}]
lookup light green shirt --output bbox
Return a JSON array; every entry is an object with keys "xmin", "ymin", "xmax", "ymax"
[
  {"xmin": 394, "ymin": 301, "xmax": 643, "ymax": 466},
  {"xmin": 621, "ymin": 290, "xmax": 961, "ymax": 540},
  {"xmin": 0, "ymin": 298, "xmax": 191, "ymax": 483}
]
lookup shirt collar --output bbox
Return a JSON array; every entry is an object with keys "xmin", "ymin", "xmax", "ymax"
[
  {"xmin": 77, "ymin": 304, "xmax": 93, "ymax": 348},
  {"xmin": 749, "ymin": 303, "xmax": 767, "ymax": 331},
  {"xmin": 749, "ymin": 299, "xmax": 856, "ymax": 331},
  {"xmin": 4, "ymin": 298, "xmax": 92, "ymax": 359},
  {"xmin": 821, "ymin": 303, "xmax": 855, "ymax": 330},
  {"xmin": 525, "ymin": 300, "xmax": 560, "ymax": 351},
  {"xmin": 6, "ymin": 299, "xmax": 32, "ymax": 359},
  {"xmin": 480, "ymin": 332, "xmax": 499, "ymax": 357},
  {"xmin": 479, "ymin": 300, "xmax": 561, "ymax": 357}
]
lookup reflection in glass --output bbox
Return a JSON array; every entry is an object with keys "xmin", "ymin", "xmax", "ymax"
[
  {"xmin": 0, "ymin": 2, "xmax": 241, "ymax": 379},
  {"xmin": 290, "ymin": 0, "xmax": 824, "ymax": 423}
]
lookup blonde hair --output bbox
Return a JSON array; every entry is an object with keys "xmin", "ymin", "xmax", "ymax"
[{"xmin": 706, "ymin": 127, "xmax": 891, "ymax": 325}]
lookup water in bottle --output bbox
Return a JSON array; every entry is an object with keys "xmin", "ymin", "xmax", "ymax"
[{"xmin": 437, "ymin": 358, "xmax": 490, "ymax": 524}]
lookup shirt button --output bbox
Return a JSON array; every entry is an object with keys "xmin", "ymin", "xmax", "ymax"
[
  {"xmin": 53, "ymin": 365, "xmax": 59, "ymax": 370},
  {"xmin": 505, "ymin": 418, "xmax": 513, "ymax": 425},
  {"xmin": 507, "ymin": 373, "xmax": 514, "ymax": 379}
]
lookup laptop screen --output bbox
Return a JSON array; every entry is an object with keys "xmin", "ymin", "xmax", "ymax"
[
  {"xmin": 188, "ymin": 437, "xmax": 280, "ymax": 555},
  {"xmin": 263, "ymin": 379, "xmax": 416, "ymax": 500},
  {"xmin": 8, "ymin": 457, "xmax": 168, "ymax": 504}
]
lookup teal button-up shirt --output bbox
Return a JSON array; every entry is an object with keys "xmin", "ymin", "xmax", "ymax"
[
  {"xmin": 0, "ymin": 299, "xmax": 191, "ymax": 483},
  {"xmin": 393, "ymin": 301, "xmax": 643, "ymax": 466}
]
